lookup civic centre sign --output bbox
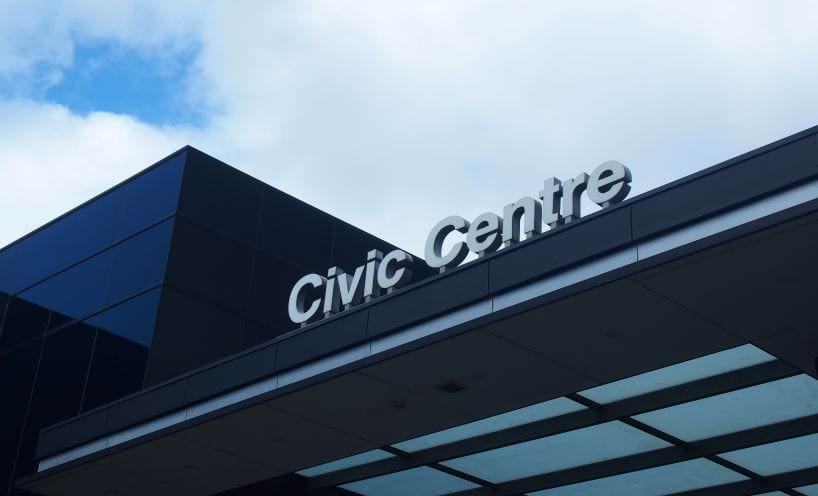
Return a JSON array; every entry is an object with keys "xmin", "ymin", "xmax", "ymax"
[{"xmin": 288, "ymin": 161, "xmax": 632, "ymax": 324}]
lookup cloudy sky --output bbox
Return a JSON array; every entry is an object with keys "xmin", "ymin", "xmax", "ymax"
[{"xmin": 1, "ymin": 1, "xmax": 817, "ymax": 255}]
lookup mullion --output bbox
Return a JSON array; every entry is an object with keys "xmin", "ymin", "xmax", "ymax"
[
  {"xmin": 443, "ymin": 413, "xmax": 818, "ymax": 496},
  {"xmin": 667, "ymin": 466, "xmax": 818, "ymax": 496},
  {"xmin": 571, "ymin": 393, "xmax": 770, "ymax": 490},
  {"xmin": 308, "ymin": 360, "xmax": 796, "ymax": 490}
]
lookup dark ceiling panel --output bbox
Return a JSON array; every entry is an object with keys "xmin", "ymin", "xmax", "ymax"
[
  {"xmin": 270, "ymin": 372, "xmax": 472, "ymax": 446},
  {"xmin": 361, "ymin": 330, "xmax": 595, "ymax": 418},
  {"xmin": 638, "ymin": 219, "xmax": 818, "ymax": 341},
  {"xmin": 483, "ymin": 279, "xmax": 742, "ymax": 384},
  {"xmin": 176, "ymin": 404, "xmax": 375, "ymax": 473}
]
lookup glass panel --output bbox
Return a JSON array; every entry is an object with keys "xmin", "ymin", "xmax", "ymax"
[
  {"xmin": 442, "ymin": 421, "xmax": 671, "ymax": 483},
  {"xmin": 634, "ymin": 375, "xmax": 818, "ymax": 442},
  {"xmin": 580, "ymin": 344, "xmax": 776, "ymax": 404},
  {"xmin": 59, "ymin": 190, "xmax": 121, "ymax": 269},
  {"xmin": 178, "ymin": 150, "xmax": 263, "ymax": 245},
  {"xmin": 340, "ymin": 466, "xmax": 480, "ymax": 496},
  {"xmin": 82, "ymin": 324, "xmax": 152, "ymax": 412},
  {"xmin": 13, "ymin": 220, "xmax": 71, "ymax": 292},
  {"xmin": 20, "ymin": 251, "xmax": 113, "ymax": 330},
  {"xmin": 118, "ymin": 151, "xmax": 185, "ymax": 237},
  {"xmin": 0, "ymin": 243, "xmax": 20, "ymax": 293},
  {"xmin": 257, "ymin": 188, "xmax": 333, "ymax": 269},
  {"xmin": 297, "ymin": 449, "xmax": 394, "ymax": 477},
  {"xmin": 797, "ymin": 484, "xmax": 818, "ymax": 496},
  {"xmin": 107, "ymin": 219, "xmax": 173, "ymax": 304},
  {"xmin": 241, "ymin": 319, "xmax": 286, "ymax": 349},
  {"xmin": 16, "ymin": 191, "xmax": 121, "ymax": 292},
  {"xmin": 528, "ymin": 458, "xmax": 746, "ymax": 496},
  {"xmin": 245, "ymin": 252, "xmax": 304, "ymax": 332},
  {"xmin": 164, "ymin": 218, "xmax": 254, "ymax": 314},
  {"xmin": 0, "ymin": 340, "xmax": 41, "ymax": 492},
  {"xmin": 143, "ymin": 288, "xmax": 243, "ymax": 385},
  {"xmin": 394, "ymin": 397, "xmax": 585, "ymax": 453},
  {"xmin": 15, "ymin": 323, "xmax": 95, "ymax": 478},
  {"xmin": 9, "ymin": 191, "xmax": 120, "ymax": 294},
  {"xmin": 86, "ymin": 288, "xmax": 162, "ymax": 347},
  {"xmin": 0, "ymin": 296, "xmax": 50, "ymax": 350},
  {"xmin": 720, "ymin": 433, "xmax": 818, "ymax": 476}
]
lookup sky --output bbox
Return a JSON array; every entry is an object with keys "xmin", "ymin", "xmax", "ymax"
[{"xmin": 1, "ymin": 1, "xmax": 818, "ymax": 256}]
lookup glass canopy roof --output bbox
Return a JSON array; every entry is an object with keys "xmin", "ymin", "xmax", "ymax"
[{"xmin": 293, "ymin": 344, "xmax": 818, "ymax": 495}]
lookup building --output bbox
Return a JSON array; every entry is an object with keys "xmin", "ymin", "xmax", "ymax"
[{"xmin": 3, "ymin": 126, "xmax": 818, "ymax": 496}]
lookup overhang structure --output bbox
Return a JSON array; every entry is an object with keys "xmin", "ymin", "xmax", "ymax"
[{"xmin": 17, "ymin": 127, "xmax": 818, "ymax": 496}]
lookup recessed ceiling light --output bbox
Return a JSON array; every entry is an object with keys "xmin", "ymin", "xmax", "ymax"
[{"xmin": 437, "ymin": 380, "xmax": 467, "ymax": 394}]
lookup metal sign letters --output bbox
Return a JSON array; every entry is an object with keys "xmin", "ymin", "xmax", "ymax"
[{"xmin": 288, "ymin": 160, "xmax": 631, "ymax": 324}]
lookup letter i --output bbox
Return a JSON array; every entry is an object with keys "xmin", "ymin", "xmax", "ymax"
[
  {"xmin": 323, "ymin": 267, "xmax": 342, "ymax": 317},
  {"xmin": 363, "ymin": 250, "xmax": 383, "ymax": 302}
]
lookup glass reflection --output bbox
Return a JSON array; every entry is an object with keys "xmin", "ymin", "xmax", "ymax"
[
  {"xmin": 107, "ymin": 219, "xmax": 174, "ymax": 304},
  {"xmin": 580, "ymin": 344, "xmax": 775, "ymax": 404},
  {"xmin": 442, "ymin": 421, "xmax": 670, "ymax": 483},
  {"xmin": 393, "ymin": 397, "xmax": 585, "ymax": 453},
  {"xmin": 119, "ymin": 152, "xmax": 185, "ymax": 237},
  {"xmin": 720, "ymin": 433, "xmax": 818, "ymax": 476},
  {"xmin": 634, "ymin": 374, "xmax": 818, "ymax": 442},
  {"xmin": 340, "ymin": 466, "xmax": 479, "ymax": 496},
  {"xmin": 528, "ymin": 458, "xmax": 746, "ymax": 496},
  {"xmin": 297, "ymin": 449, "xmax": 394, "ymax": 477},
  {"xmin": 20, "ymin": 251, "xmax": 112, "ymax": 330}
]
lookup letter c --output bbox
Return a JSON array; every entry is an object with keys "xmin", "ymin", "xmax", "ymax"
[
  {"xmin": 288, "ymin": 273, "xmax": 325, "ymax": 324},
  {"xmin": 424, "ymin": 215, "xmax": 470, "ymax": 270},
  {"xmin": 377, "ymin": 249, "xmax": 414, "ymax": 290}
]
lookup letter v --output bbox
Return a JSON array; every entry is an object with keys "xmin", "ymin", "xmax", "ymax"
[{"xmin": 338, "ymin": 265, "xmax": 366, "ymax": 307}]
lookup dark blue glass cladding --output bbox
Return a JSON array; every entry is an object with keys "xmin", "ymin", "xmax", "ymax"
[
  {"xmin": 0, "ymin": 146, "xmax": 432, "ymax": 494},
  {"xmin": 13, "ymin": 323, "xmax": 96, "ymax": 479},
  {"xmin": 0, "ymin": 217, "xmax": 174, "ymax": 353},
  {"xmin": 0, "ymin": 296, "xmax": 50, "ymax": 351},
  {"xmin": 11, "ymin": 188, "xmax": 121, "ymax": 294},
  {"xmin": 81, "ymin": 328, "xmax": 150, "ymax": 413},
  {"xmin": 12, "ymin": 219, "xmax": 73, "ymax": 294},
  {"xmin": 0, "ymin": 341, "xmax": 40, "ymax": 495},
  {"xmin": 20, "ymin": 251, "xmax": 113, "ymax": 331},
  {"xmin": 81, "ymin": 289, "xmax": 161, "ymax": 411},
  {"xmin": 0, "ymin": 150, "xmax": 185, "ymax": 494},
  {"xmin": 58, "ymin": 190, "xmax": 121, "ymax": 272},
  {"xmin": 245, "ymin": 251, "xmax": 304, "ymax": 331},
  {"xmin": 87, "ymin": 288, "xmax": 162, "ymax": 347},
  {"xmin": 145, "ymin": 287, "xmax": 243, "ymax": 386},
  {"xmin": 0, "ymin": 244, "xmax": 20, "ymax": 294},
  {"xmin": 1, "ymin": 150, "xmax": 185, "ymax": 296},
  {"xmin": 177, "ymin": 149, "xmax": 262, "ymax": 245},
  {"xmin": 165, "ymin": 217, "xmax": 253, "ymax": 314},
  {"xmin": 106, "ymin": 219, "xmax": 174, "ymax": 304},
  {"xmin": 118, "ymin": 151, "xmax": 185, "ymax": 237}
]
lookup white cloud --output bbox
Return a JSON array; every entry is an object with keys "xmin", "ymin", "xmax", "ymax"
[
  {"xmin": 0, "ymin": 99, "xmax": 193, "ymax": 241},
  {"xmin": 2, "ymin": 1, "xmax": 818, "ymax": 255}
]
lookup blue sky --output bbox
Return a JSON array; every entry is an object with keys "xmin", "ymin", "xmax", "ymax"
[
  {"xmin": 1, "ymin": 1, "xmax": 818, "ymax": 253},
  {"xmin": 43, "ymin": 41, "xmax": 202, "ymax": 126}
]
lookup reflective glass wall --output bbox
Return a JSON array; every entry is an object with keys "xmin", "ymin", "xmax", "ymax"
[
  {"xmin": 146, "ymin": 149, "xmax": 433, "ymax": 384},
  {"xmin": 0, "ymin": 151, "xmax": 185, "ymax": 495},
  {"xmin": 0, "ymin": 147, "xmax": 431, "ymax": 495}
]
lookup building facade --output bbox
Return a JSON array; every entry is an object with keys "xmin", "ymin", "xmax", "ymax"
[
  {"xmin": 3, "ymin": 127, "xmax": 818, "ymax": 496},
  {"xmin": 0, "ymin": 148, "xmax": 431, "ymax": 495}
]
